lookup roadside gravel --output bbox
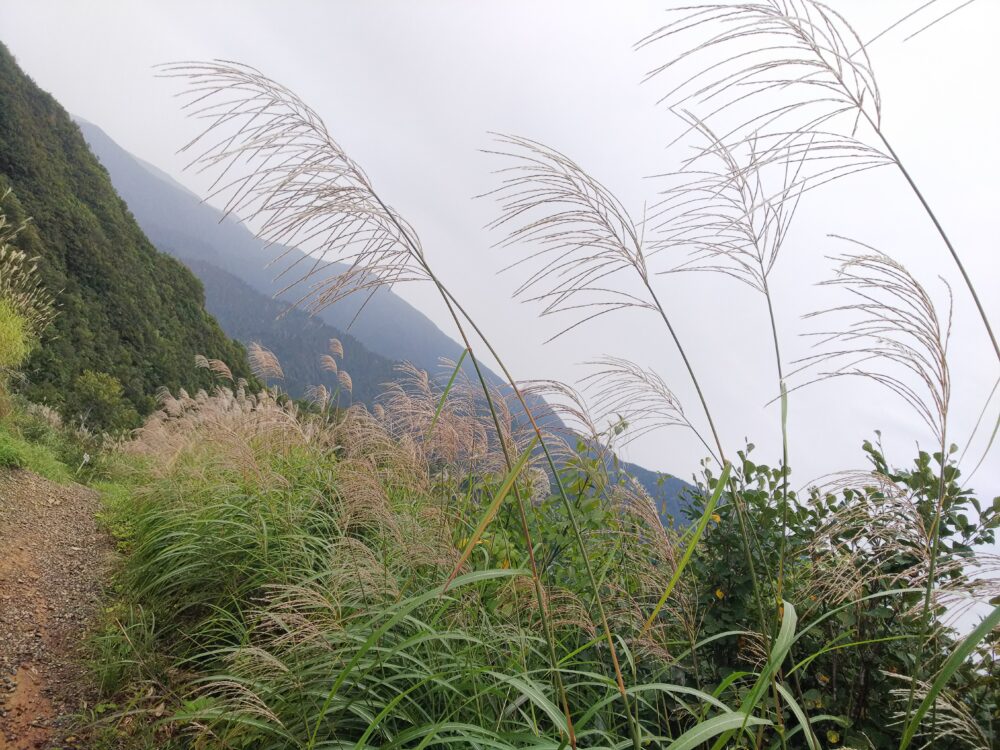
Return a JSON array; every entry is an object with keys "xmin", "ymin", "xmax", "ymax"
[{"xmin": 0, "ymin": 470, "xmax": 112, "ymax": 749}]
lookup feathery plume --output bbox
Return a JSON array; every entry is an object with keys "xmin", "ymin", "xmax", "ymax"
[
  {"xmin": 794, "ymin": 245, "xmax": 952, "ymax": 444},
  {"xmin": 248, "ymin": 342, "xmax": 285, "ymax": 381},
  {"xmin": 159, "ymin": 61, "xmax": 430, "ymax": 314},
  {"xmin": 482, "ymin": 134, "xmax": 655, "ymax": 341},
  {"xmin": 337, "ymin": 370, "xmax": 353, "ymax": 393},
  {"xmin": 319, "ymin": 354, "xmax": 338, "ymax": 374}
]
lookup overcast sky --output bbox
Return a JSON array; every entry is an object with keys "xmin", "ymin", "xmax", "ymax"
[{"xmin": 2, "ymin": 1, "xmax": 998, "ymax": 508}]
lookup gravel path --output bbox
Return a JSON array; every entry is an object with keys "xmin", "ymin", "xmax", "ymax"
[{"xmin": 0, "ymin": 470, "xmax": 112, "ymax": 749}]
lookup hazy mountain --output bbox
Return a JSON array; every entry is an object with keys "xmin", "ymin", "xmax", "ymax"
[
  {"xmin": 184, "ymin": 255, "xmax": 399, "ymax": 407},
  {"xmin": 75, "ymin": 117, "xmax": 468, "ymax": 376},
  {"xmin": 0, "ymin": 43, "xmax": 251, "ymax": 420},
  {"xmin": 77, "ymin": 116, "xmax": 694, "ymax": 516}
]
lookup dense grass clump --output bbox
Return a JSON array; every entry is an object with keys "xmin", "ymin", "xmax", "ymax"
[
  {"xmin": 0, "ymin": 298, "xmax": 30, "ymax": 371},
  {"xmin": 95, "ymin": 379, "xmax": 678, "ymax": 747},
  {"xmin": 91, "ymin": 369, "xmax": 998, "ymax": 749},
  {"xmin": 0, "ymin": 430, "xmax": 24, "ymax": 468}
]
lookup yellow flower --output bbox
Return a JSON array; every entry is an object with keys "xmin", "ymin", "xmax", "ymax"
[
  {"xmin": 817, "ymin": 672, "xmax": 830, "ymax": 685},
  {"xmin": 500, "ymin": 559, "xmax": 510, "ymax": 569},
  {"xmin": 826, "ymin": 729, "xmax": 841, "ymax": 744},
  {"xmin": 710, "ymin": 513, "xmax": 721, "ymax": 523},
  {"xmin": 715, "ymin": 588, "xmax": 725, "ymax": 600}
]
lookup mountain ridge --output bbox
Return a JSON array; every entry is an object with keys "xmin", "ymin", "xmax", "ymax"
[{"xmin": 74, "ymin": 117, "xmax": 471, "ymax": 377}]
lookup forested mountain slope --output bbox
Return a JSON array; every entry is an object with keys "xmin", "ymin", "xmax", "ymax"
[
  {"xmin": 76, "ymin": 117, "xmax": 469, "ymax": 376},
  {"xmin": 185, "ymin": 256, "xmax": 399, "ymax": 407},
  {"xmin": 0, "ymin": 43, "xmax": 250, "ymax": 422}
]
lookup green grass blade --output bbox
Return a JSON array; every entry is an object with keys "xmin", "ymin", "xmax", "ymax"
[
  {"xmin": 352, "ymin": 674, "xmax": 439, "ymax": 749},
  {"xmin": 898, "ymin": 603, "xmax": 1000, "ymax": 750},
  {"xmin": 444, "ymin": 437, "xmax": 537, "ymax": 589},
  {"xmin": 789, "ymin": 634, "xmax": 916, "ymax": 676},
  {"xmin": 307, "ymin": 568, "xmax": 525, "ymax": 749},
  {"xmin": 642, "ymin": 461, "xmax": 731, "ymax": 634},
  {"xmin": 667, "ymin": 712, "xmax": 770, "ymax": 750},
  {"xmin": 426, "ymin": 348, "xmax": 468, "ymax": 440},
  {"xmin": 487, "ymin": 671, "xmax": 568, "ymax": 736},
  {"xmin": 710, "ymin": 600, "xmax": 797, "ymax": 750},
  {"xmin": 774, "ymin": 681, "xmax": 818, "ymax": 750}
]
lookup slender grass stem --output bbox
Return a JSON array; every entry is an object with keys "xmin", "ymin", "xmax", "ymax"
[
  {"xmin": 903, "ymin": 427, "xmax": 950, "ymax": 741},
  {"xmin": 642, "ymin": 278, "xmax": 772, "ymax": 640},
  {"xmin": 872, "ymin": 127, "xmax": 1000, "ymax": 366},
  {"xmin": 372, "ymin": 191, "xmax": 579, "ymax": 746},
  {"xmin": 441, "ymin": 286, "xmax": 643, "ymax": 750}
]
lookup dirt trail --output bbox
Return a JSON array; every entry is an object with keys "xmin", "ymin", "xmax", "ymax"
[{"xmin": 0, "ymin": 470, "xmax": 112, "ymax": 749}]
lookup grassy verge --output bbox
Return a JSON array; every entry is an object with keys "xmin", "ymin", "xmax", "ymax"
[
  {"xmin": 0, "ymin": 392, "xmax": 98, "ymax": 483},
  {"xmin": 80, "ymin": 377, "xmax": 999, "ymax": 750}
]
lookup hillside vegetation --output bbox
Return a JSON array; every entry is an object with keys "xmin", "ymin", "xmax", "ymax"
[
  {"xmin": 0, "ymin": 2, "xmax": 997, "ymax": 749},
  {"xmin": 184, "ymin": 256, "xmax": 398, "ymax": 407},
  {"xmin": 91, "ymin": 360, "xmax": 997, "ymax": 750},
  {"xmin": 85, "ymin": 2, "xmax": 1000, "ymax": 745},
  {"xmin": 0, "ymin": 43, "xmax": 251, "ymax": 428}
]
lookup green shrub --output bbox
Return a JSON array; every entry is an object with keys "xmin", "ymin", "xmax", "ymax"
[
  {"xmin": 67, "ymin": 370, "xmax": 141, "ymax": 434},
  {"xmin": 0, "ymin": 298, "xmax": 30, "ymax": 371},
  {"xmin": 0, "ymin": 431, "xmax": 25, "ymax": 468},
  {"xmin": 0, "ymin": 423, "xmax": 75, "ymax": 482}
]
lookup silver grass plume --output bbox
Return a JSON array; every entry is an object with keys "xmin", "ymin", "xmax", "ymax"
[
  {"xmin": 650, "ymin": 120, "xmax": 808, "ymax": 293},
  {"xmin": 638, "ymin": 1, "xmax": 999, "ymax": 368},
  {"xmin": 482, "ymin": 134, "xmax": 656, "ymax": 341},
  {"xmin": 304, "ymin": 384, "xmax": 329, "ymax": 411},
  {"xmin": 638, "ymin": 0, "xmax": 891, "ymax": 181},
  {"xmin": 794, "ymin": 244, "xmax": 951, "ymax": 445},
  {"xmin": 887, "ymin": 673, "xmax": 992, "ymax": 750},
  {"xmin": 319, "ymin": 354, "xmax": 338, "ymax": 374},
  {"xmin": 194, "ymin": 354, "xmax": 234, "ymax": 381},
  {"xmin": 0, "ymin": 192, "xmax": 57, "ymax": 341},
  {"xmin": 581, "ymin": 357, "xmax": 715, "ymax": 463},
  {"xmin": 159, "ymin": 61, "xmax": 431, "ymax": 314},
  {"xmin": 337, "ymin": 370, "xmax": 352, "ymax": 393},
  {"xmin": 248, "ymin": 342, "xmax": 285, "ymax": 381}
]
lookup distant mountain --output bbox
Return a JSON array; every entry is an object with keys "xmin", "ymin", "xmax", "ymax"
[
  {"xmin": 75, "ymin": 117, "xmax": 468, "ymax": 376},
  {"xmin": 617, "ymin": 460, "xmax": 693, "ymax": 525},
  {"xmin": 0, "ymin": 43, "xmax": 251, "ymax": 420},
  {"xmin": 77, "ymin": 116, "xmax": 695, "ymax": 517},
  {"xmin": 184, "ymin": 256, "xmax": 398, "ymax": 407}
]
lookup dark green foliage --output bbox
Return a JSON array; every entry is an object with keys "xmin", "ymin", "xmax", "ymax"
[
  {"xmin": 685, "ymin": 441, "xmax": 999, "ymax": 748},
  {"xmin": 69, "ymin": 369, "xmax": 140, "ymax": 433},
  {"xmin": 0, "ymin": 43, "xmax": 251, "ymax": 422}
]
